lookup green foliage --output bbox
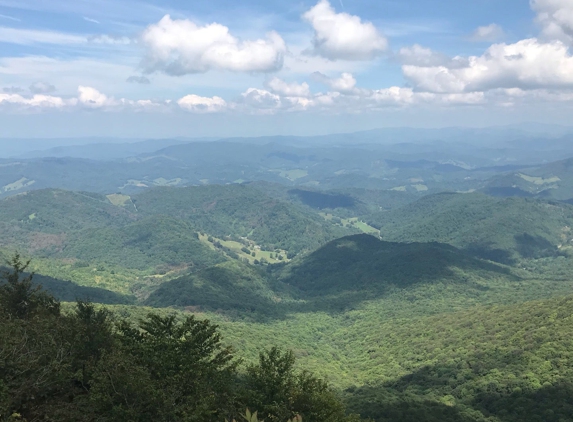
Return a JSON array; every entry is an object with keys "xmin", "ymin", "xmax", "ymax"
[
  {"xmin": 134, "ymin": 184, "xmax": 353, "ymax": 255},
  {"xmin": 62, "ymin": 215, "xmax": 225, "ymax": 271},
  {"xmin": 243, "ymin": 347, "xmax": 359, "ymax": 422},
  {"xmin": 366, "ymin": 192, "xmax": 573, "ymax": 264},
  {"xmin": 145, "ymin": 261, "xmax": 283, "ymax": 315},
  {"xmin": 276, "ymin": 234, "xmax": 515, "ymax": 297},
  {"xmin": 0, "ymin": 256, "xmax": 356, "ymax": 422},
  {"xmin": 486, "ymin": 157, "xmax": 573, "ymax": 201},
  {"xmin": 0, "ymin": 254, "xmax": 60, "ymax": 319},
  {"xmin": 343, "ymin": 296, "xmax": 573, "ymax": 421}
]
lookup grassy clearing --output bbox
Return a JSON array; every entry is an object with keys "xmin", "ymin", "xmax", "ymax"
[
  {"xmin": 198, "ymin": 233, "xmax": 289, "ymax": 264},
  {"xmin": 153, "ymin": 177, "xmax": 183, "ymax": 186},
  {"xmin": 279, "ymin": 169, "xmax": 309, "ymax": 181},
  {"xmin": 412, "ymin": 184, "xmax": 429, "ymax": 192},
  {"xmin": 320, "ymin": 213, "xmax": 379, "ymax": 235},
  {"xmin": 518, "ymin": 173, "xmax": 561, "ymax": 185},
  {"xmin": 391, "ymin": 186, "xmax": 407, "ymax": 192},
  {"xmin": 2, "ymin": 177, "xmax": 35, "ymax": 192},
  {"xmin": 106, "ymin": 194, "xmax": 132, "ymax": 207}
]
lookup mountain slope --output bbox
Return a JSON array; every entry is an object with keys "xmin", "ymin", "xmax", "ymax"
[
  {"xmin": 277, "ymin": 234, "xmax": 515, "ymax": 296},
  {"xmin": 485, "ymin": 157, "xmax": 573, "ymax": 201},
  {"xmin": 145, "ymin": 260, "xmax": 279, "ymax": 314},
  {"xmin": 133, "ymin": 184, "xmax": 354, "ymax": 254},
  {"xmin": 365, "ymin": 193, "xmax": 573, "ymax": 264}
]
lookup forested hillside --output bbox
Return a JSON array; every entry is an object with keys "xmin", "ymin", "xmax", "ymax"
[
  {"xmin": 485, "ymin": 157, "xmax": 573, "ymax": 201},
  {"xmin": 366, "ymin": 193, "xmax": 573, "ymax": 264}
]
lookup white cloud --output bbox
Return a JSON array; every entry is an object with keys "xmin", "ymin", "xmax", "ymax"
[
  {"xmin": 239, "ymin": 88, "xmax": 282, "ymax": 112},
  {"xmin": 0, "ymin": 26, "xmax": 85, "ymax": 44},
  {"xmin": 397, "ymin": 45, "xmax": 453, "ymax": 67},
  {"xmin": 140, "ymin": 15, "xmax": 286, "ymax": 75},
  {"xmin": 78, "ymin": 86, "xmax": 116, "ymax": 108},
  {"xmin": 470, "ymin": 24, "xmax": 505, "ymax": 42},
  {"xmin": 29, "ymin": 81, "xmax": 56, "ymax": 94},
  {"xmin": 311, "ymin": 72, "xmax": 371, "ymax": 96},
  {"xmin": 177, "ymin": 94, "xmax": 227, "ymax": 113},
  {"xmin": 0, "ymin": 14, "xmax": 21, "ymax": 22},
  {"xmin": 403, "ymin": 38, "xmax": 573, "ymax": 93},
  {"xmin": 89, "ymin": 34, "xmax": 131, "ymax": 45},
  {"xmin": 265, "ymin": 77, "xmax": 311, "ymax": 97},
  {"xmin": 0, "ymin": 93, "xmax": 71, "ymax": 109},
  {"xmin": 531, "ymin": 0, "xmax": 573, "ymax": 43},
  {"xmin": 83, "ymin": 17, "xmax": 100, "ymax": 24},
  {"xmin": 302, "ymin": 0, "xmax": 388, "ymax": 60}
]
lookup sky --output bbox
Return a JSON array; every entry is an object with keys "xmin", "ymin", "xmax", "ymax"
[{"xmin": 0, "ymin": 0, "xmax": 573, "ymax": 138}]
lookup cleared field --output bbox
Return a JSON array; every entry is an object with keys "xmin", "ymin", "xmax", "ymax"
[
  {"xmin": 320, "ymin": 213, "xmax": 379, "ymax": 235},
  {"xmin": 198, "ymin": 233, "xmax": 289, "ymax": 264},
  {"xmin": 519, "ymin": 173, "xmax": 561, "ymax": 185},
  {"xmin": 153, "ymin": 177, "xmax": 183, "ymax": 186},
  {"xmin": 412, "ymin": 184, "xmax": 429, "ymax": 191},
  {"xmin": 2, "ymin": 177, "xmax": 35, "ymax": 193},
  {"xmin": 279, "ymin": 169, "xmax": 309, "ymax": 181},
  {"xmin": 107, "ymin": 194, "xmax": 132, "ymax": 207}
]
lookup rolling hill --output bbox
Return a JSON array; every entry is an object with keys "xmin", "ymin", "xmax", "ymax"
[
  {"xmin": 365, "ymin": 192, "xmax": 573, "ymax": 264},
  {"xmin": 485, "ymin": 157, "xmax": 573, "ymax": 201},
  {"xmin": 0, "ymin": 185, "xmax": 358, "ymax": 300}
]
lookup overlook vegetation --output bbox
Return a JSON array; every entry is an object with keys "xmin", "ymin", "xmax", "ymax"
[{"xmin": 0, "ymin": 259, "xmax": 360, "ymax": 422}]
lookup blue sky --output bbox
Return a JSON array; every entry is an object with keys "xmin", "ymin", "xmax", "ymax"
[{"xmin": 0, "ymin": 0, "xmax": 572, "ymax": 138}]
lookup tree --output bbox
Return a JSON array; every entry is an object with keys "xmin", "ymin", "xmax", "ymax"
[
  {"xmin": 0, "ymin": 253, "xmax": 60, "ymax": 319},
  {"xmin": 243, "ymin": 348, "xmax": 360, "ymax": 422},
  {"xmin": 92, "ymin": 314, "xmax": 238, "ymax": 421}
]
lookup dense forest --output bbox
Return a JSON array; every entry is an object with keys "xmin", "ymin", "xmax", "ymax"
[{"xmin": 0, "ymin": 256, "xmax": 361, "ymax": 422}]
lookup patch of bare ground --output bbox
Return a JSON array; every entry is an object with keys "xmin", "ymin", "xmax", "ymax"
[{"xmin": 28, "ymin": 232, "xmax": 66, "ymax": 253}]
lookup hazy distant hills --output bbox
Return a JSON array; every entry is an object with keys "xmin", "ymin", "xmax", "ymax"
[
  {"xmin": 16, "ymin": 138, "xmax": 197, "ymax": 160},
  {"xmin": 485, "ymin": 157, "xmax": 573, "ymax": 201},
  {"xmin": 1, "ymin": 127, "xmax": 573, "ymax": 201}
]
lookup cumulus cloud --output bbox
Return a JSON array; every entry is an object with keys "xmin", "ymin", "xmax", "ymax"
[
  {"xmin": 311, "ymin": 72, "xmax": 371, "ymax": 96},
  {"xmin": 29, "ymin": 81, "xmax": 56, "ymax": 94},
  {"xmin": 470, "ymin": 24, "xmax": 505, "ymax": 42},
  {"xmin": 177, "ymin": 94, "xmax": 227, "ymax": 112},
  {"xmin": 140, "ymin": 15, "xmax": 286, "ymax": 75},
  {"xmin": 126, "ymin": 76, "xmax": 151, "ymax": 84},
  {"xmin": 78, "ymin": 86, "xmax": 115, "ymax": 108},
  {"xmin": 0, "ymin": 93, "xmax": 71, "ymax": 109},
  {"xmin": 397, "ymin": 45, "xmax": 448, "ymax": 66},
  {"xmin": 531, "ymin": 0, "xmax": 573, "ymax": 43},
  {"xmin": 239, "ymin": 88, "xmax": 281, "ymax": 111},
  {"xmin": 265, "ymin": 77, "xmax": 311, "ymax": 97},
  {"xmin": 403, "ymin": 38, "xmax": 573, "ymax": 93},
  {"xmin": 302, "ymin": 0, "xmax": 388, "ymax": 60},
  {"xmin": 0, "ymin": 86, "xmax": 174, "ymax": 112}
]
